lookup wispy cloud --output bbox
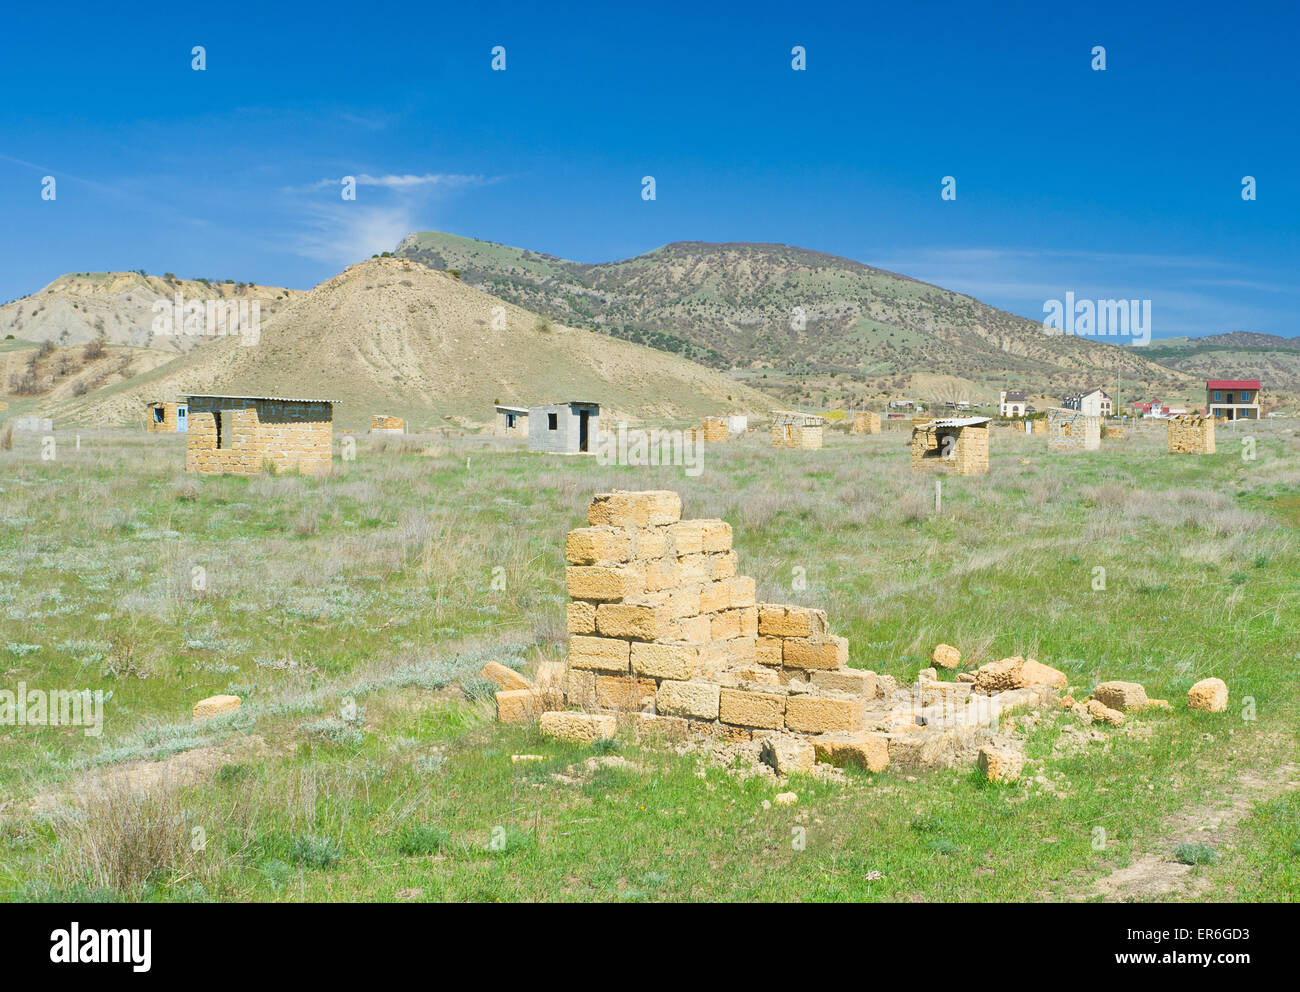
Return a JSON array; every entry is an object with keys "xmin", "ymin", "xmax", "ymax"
[{"xmin": 282, "ymin": 171, "xmax": 501, "ymax": 268}]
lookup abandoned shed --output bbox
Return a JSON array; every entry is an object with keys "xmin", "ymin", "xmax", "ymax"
[
  {"xmin": 689, "ymin": 416, "xmax": 729, "ymax": 443},
  {"xmin": 146, "ymin": 401, "xmax": 188, "ymax": 433},
  {"xmin": 770, "ymin": 411, "xmax": 824, "ymax": 450},
  {"xmin": 528, "ymin": 401, "xmax": 600, "ymax": 454},
  {"xmin": 185, "ymin": 394, "xmax": 334, "ymax": 476},
  {"xmin": 1047, "ymin": 407, "xmax": 1100, "ymax": 452},
  {"xmin": 910, "ymin": 417, "xmax": 990, "ymax": 475},
  {"xmin": 495, "ymin": 405, "xmax": 529, "ymax": 438}
]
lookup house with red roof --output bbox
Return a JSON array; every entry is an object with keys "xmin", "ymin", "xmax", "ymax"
[{"xmin": 1206, "ymin": 379, "xmax": 1261, "ymax": 421}]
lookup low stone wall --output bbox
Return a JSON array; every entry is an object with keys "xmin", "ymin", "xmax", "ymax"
[
  {"xmin": 370, "ymin": 414, "xmax": 405, "ymax": 434},
  {"xmin": 689, "ymin": 416, "xmax": 729, "ymax": 443},
  {"xmin": 1167, "ymin": 415, "xmax": 1215, "ymax": 454}
]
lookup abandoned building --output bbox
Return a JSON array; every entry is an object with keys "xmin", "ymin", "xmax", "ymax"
[
  {"xmin": 770, "ymin": 411, "xmax": 824, "ymax": 450},
  {"xmin": 852, "ymin": 411, "xmax": 881, "ymax": 434},
  {"xmin": 12, "ymin": 415, "xmax": 52, "ymax": 432},
  {"xmin": 369, "ymin": 415, "xmax": 405, "ymax": 434},
  {"xmin": 689, "ymin": 417, "xmax": 729, "ymax": 443},
  {"xmin": 185, "ymin": 394, "xmax": 334, "ymax": 475},
  {"xmin": 528, "ymin": 401, "xmax": 600, "ymax": 454},
  {"xmin": 1206, "ymin": 379, "xmax": 1261, "ymax": 421},
  {"xmin": 1167, "ymin": 414, "xmax": 1216, "ymax": 454},
  {"xmin": 910, "ymin": 417, "xmax": 990, "ymax": 475},
  {"xmin": 1047, "ymin": 407, "xmax": 1100, "ymax": 452},
  {"xmin": 495, "ymin": 405, "xmax": 529, "ymax": 438},
  {"xmin": 146, "ymin": 401, "xmax": 188, "ymax": 433}
]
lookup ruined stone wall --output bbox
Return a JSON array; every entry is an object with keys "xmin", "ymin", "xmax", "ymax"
[
  {"xmin": 1047, "ymin": 407, "xmax": 1100, "ymax": 452},
  {"xmin": 1167, "ymin": 415, "xmax": 1215, "ymax": 454},
  {"xmin": 689, "ymin": 416, "xmax": 729, "ymax": 443},
  {"xmin": 146, "ymin": 403, "xmax": 180, "ymax": 433},
  {"xmin": 186, "ymin": 399, "xmax": 332, "ymax": 475},
  {"xmin": 910, "ymin": 424, "xmax": 989, "ymax": 475},
  {"xmin": 770, "ymin": 414, "xmax": 824, "ymax": 450},
  {"xmin": 851, "ymin": 412, "xmax": 881, "ymax": 434},
  {"xmin": 558, "ymin": 491, "xmax": 873, "ymax": 741}
]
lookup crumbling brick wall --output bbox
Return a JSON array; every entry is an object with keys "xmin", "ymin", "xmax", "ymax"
[
  {"xmin": 186, "ymin": 398, "xmax": 333, "ymax": 475},
  {"xmin": 771, "ymin": 412, "xmax": 824, "ymax": 450},
  {"xmin": 910, "ymin": 422, "xmax": 989, "ymax": 475},
  {"xmin": 1167, "ymin": 414, "xmax": 1215, "ymax": 454},
  {"xmin": 851, "ymin": 412, "xmax": 881, "ymax": 434},
  {"xmin": 1047, "ymin": 407, "xmax": 1100, "ymax": 452}
]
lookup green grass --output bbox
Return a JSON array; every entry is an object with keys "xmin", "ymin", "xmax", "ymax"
[{"xmin": 0, "ymin": 422, "xmax": 1296, "ymax": 901}]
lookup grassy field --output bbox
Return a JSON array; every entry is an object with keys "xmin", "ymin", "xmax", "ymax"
[{"xmin": 0, "ymin": 419, "xmax": 1296, "ymax": 902}]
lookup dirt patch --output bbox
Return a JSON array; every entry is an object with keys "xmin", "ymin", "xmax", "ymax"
[{"xmin": 1077, "ymin": 761, "xmax": 1300, "ymax": 902}]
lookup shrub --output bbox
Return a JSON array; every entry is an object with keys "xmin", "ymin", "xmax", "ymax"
[{"xmin": 291, "ymin": 835, "xmax": 342, "ymax": 869}]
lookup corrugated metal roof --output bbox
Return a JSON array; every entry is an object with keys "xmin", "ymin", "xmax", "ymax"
[{"xmin": 185, "ymin": 394, "xmax": 335, "ymax": 404}]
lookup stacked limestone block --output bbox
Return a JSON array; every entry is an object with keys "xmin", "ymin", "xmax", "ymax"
[
  {"xmin": 370, "ymin": 414, "xmax": 405, "ymax": 434},
  {"xmin": 146, "ymin": 402, "xmax": 183, "ymax": 433},
  {"xmin": 553, "ymin": 491, "xmax": 882, "ymax": 744},
  {"xmin": 910, "ymin": 422, "xmax": 989, "ymax": 475},
  {"xmin": 851, "ymin": 412, "xmax": 881, "ymax": 434},
  {"xmin": 186, "ymin": 399, "xmax": 333, "ymax": 476},
  {"xmin": 689, "ymin": 417, "xmax": 729, "ymax": 443},
  {"xmin": 1167, "ymin": 415, "xmax": 1215, "ymax": 454},
  {"xmin": 1047, "ymin": 407, "xmax": 1100, "ymax": 452},
  {"xmin": 770, "ymin": 412, "xmax": 824, "ymax": 450}
]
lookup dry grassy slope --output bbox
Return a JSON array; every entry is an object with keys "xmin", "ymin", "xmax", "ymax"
[
  {"xmin": 396, "ymin": 232, "xmax": 1193, "ymax": 393},
  {"xmin": 0, "ymin": 272, "xmax": 300, "ymax": 353},
  {"xmin": 49, "ymin": 258, "xmax": 777, "ymax": 428}
]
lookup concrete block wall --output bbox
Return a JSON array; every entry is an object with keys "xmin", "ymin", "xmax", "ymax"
[
  {"xmin": 1167, "ymin": 415, "xmax": 1215, "ymax": 454},
  {"xmin": 910, "ymin": 424, "xmax": 989, "ymax": 475},
  {"xmin": 186, "ymin": 398, "xmax": 333, "ymax": 475},
  {"xmin": 1047, "ymin": 407, "xmax": 1100, "ymax": 452},
  {"xmin": 528, "ymin": 403, "xmax": 599, "ymax": 453}
]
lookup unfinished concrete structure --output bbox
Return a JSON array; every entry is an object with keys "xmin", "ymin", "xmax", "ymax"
[
  {"xmin": 1047, "ymin": 407, "xmax": 1100, "ymax": 452},
  {"xmin": 146, "ymin": 401, "xmax": 188, "ymax": 433},
  {"xmin": 185, "ymin": 394, "xmax": 333, "ymax": 475},
  {"xmin": 529, "ymin": 401, "xmax": 600, "ymax": 454},
  {"xmin": 852, "ymin": 412, "xmax": 881, "ymax": 434},
  {"xmin": 1167, "ymin": 414, "xmax": 1216, "ymax": 454},
  {"xmin": 910, "ymin": 417, "xmax": 990, "ymax": 475},
  {"xmin": 369, "ymin": 415, "xmax": 404, "ymax": 434},
  {"xmin": 495, "ymin": 405, "xmax": 528, "ymax": 438},
  {"xmin": 492, "ymin": 490, "xmax": 1065, "ymax": 774},
  {"xmin": 770, "ymin": 411, "xmax": 824, "ymax": 450}
]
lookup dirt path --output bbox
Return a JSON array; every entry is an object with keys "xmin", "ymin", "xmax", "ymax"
[{"xmin": 1074, "ymin": 761, "xmax": 1299, "ymax": 902}]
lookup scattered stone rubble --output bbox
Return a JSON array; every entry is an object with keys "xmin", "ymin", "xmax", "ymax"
[
  {"xmin": 483, "ymin": 490, "xmax": 1229, "ymax": 783},
  {"xmin": 193, "ymin": 694, "xmax": 241, "ymax": 720}
]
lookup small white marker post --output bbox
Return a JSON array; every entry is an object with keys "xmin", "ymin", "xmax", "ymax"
[{"xmin": 934, "ymin": 478, "xmax": 942, "ymax": 514}]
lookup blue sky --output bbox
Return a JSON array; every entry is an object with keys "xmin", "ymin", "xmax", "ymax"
[{"xmin": 2, "ymin": 0, "xmax": 1296, "ymax": 339}]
